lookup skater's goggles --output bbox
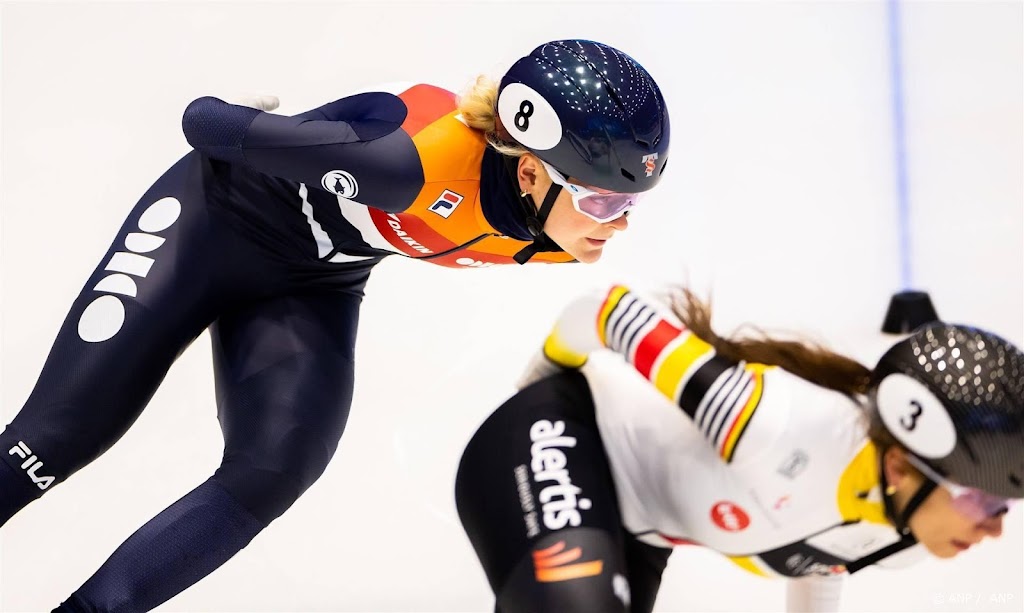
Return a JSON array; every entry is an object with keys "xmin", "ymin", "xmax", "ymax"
[
  {"xmin": 540, "ymin": 159, "xmax": 639, "ymax": 223},
  {"xmin": 906, "ymin": 454, "xmax": 1014, "ymax": 522}
]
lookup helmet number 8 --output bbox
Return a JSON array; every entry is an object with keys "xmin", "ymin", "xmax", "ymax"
[
  {"xmin": 497, "ymin": 83, "xmax": 562, "ymax": 151},
  {"xmin": 515, "ymin": 100, "xmax": 534, "ymax": 132}
]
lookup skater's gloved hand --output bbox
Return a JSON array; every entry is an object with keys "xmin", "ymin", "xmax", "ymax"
[
  {"xmin": 515, "ymin": 290, "xmax": 615, "ymax": 390},
  {"xmin": 227, "ymin": 95, "xmax": 280, "ymax": 112}
]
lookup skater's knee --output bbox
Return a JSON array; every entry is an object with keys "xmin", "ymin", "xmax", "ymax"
[
  {"xmin": 213, "ymin": 455, "xmax": 325, "ymax": 525},
  {"xmin": 491, "ymin": 529, "xmax": 633, "ymax": 613}
]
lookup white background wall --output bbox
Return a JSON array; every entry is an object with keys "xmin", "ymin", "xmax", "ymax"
[{"xmin": 1, "ymin": 1, "xmax": 1021, "ymax": 611}]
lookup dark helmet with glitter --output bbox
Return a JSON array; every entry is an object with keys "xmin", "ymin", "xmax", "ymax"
[
  {"xmin": 870, "ymin": 323, "xmax": 1024, "ymax": 498},
  {"xmin": 497, "ymin": 39, "xmax": 670, "ymax": 193}
]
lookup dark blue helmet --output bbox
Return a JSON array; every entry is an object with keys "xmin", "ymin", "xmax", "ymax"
[{"xmin": 498, "ymin": 40, "xmax": 670, "ymax": 193}]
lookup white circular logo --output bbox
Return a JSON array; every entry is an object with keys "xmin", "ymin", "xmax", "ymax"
[
  {"xmin": 497, "ymin": 82, "xmax": 562, "ymax": 151},
  {"xmin": 877, "ymin": 373, "xmax": 957, "ymax": 459},
  {"xmin": 77, "ymin": 196, "xmax": 182, "ymax": 343},
  {"xmin": 78, "ymin": 295, "xmax": 126, "ymax": 343},
  {"xmin": 321, "ymin": 170, "xmax": 359, "ymax": 199},
  {"xmin": 137, "ymin": 197, "xmax": 181, "ymax": 233}
]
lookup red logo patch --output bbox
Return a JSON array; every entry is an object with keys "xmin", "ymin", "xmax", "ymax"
[{"xmin": 710, "ymin": 501, "xmax": 750, "ymax": 532}]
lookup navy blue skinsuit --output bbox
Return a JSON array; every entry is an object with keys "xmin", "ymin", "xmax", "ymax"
[{"xmin": 0, "ymin": 85, "xmax": 572, "ymax": 612}]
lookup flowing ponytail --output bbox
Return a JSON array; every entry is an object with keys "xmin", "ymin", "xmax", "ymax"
[{"xmin": 669, "ymin": 288, "xmax": 873, "ymax": 398}]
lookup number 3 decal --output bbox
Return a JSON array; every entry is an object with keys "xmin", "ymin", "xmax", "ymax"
[
  {"xmin": 900, "ymin": 400, "xmax": 924, "ymax": 431},
  {"xmin": 877, "ymin": 374, "xmax": 957, "ymax": 459}
]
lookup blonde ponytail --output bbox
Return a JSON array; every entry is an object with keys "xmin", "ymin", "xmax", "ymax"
[{"xmin": 457, "ymin": 75, "xmax": 528, "ymax": 158}]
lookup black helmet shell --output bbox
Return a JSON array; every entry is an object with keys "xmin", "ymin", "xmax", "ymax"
[{"xmin": 872, "ymin": 323, "xmax": 1024, "ymax": 498}]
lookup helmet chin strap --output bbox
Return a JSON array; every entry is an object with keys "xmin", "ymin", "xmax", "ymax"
[
  {"xmin": 504, "ymin": 156, "xmax": 568, "ymax": 264},
  {"xmin": 880, "ymin": 449, "xmax": 936, "ymax": 538},
  {"xmin": 843, "ymin": 447, "xmax": 947, "ymax": 573},
  {"xmin": 834, "ymin": 449, "xmax": 930, "ymax": 574}
]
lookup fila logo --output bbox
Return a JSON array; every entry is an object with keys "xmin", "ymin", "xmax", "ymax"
[
  {"xmin": 8, "ymin": 441, "xmax": 55, "ymax": 490},
  {"xmin": 533, "ymin": 540, "xmax": 603, "ymax": 583},
  {"xmin": 78, "ymin": 197, "xmax": 181, "ymax": 343},
  {"xmin": 428, "ymin": 189, "xmax": 463, "ymax": 219},
  {"xmin": 641, "ymin": 153, "xmax": 658, "ymax": 177}
]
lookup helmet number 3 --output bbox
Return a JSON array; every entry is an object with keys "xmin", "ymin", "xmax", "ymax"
[
  {"xmin": 515, "ymin": 100, "xmax": 534, "ymax": 132},
  {"xmin": 877, "ymin": 373, "xmax": 957, "ymax": 459},
  {"xmin": 900, "ymin": 400, "xmax": 924, "ymax": 431}
]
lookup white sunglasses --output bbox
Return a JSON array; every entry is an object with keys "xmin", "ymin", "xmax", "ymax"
[{"xmin": 539, "ymin": 160, "xmax": 640, "ymax": 223}]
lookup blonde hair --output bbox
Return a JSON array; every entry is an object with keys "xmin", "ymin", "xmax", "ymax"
[
  {"xmin": 669, "ymin": 288, "xmax": 873, "ymax": 398},
  {"xmin": 457, "ymin": 75, "xmax": 529, "ymax": 158}
]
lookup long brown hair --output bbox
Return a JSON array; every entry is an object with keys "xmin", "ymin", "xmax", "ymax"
[{"xmin": 669, "ymin": 288, "xmax": 873, "ymax": 398}]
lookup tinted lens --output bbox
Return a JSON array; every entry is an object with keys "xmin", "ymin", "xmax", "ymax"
[
  {"xmin": 541, "ymin": 159, "xmax": 639, "ymax": 222},
  {"xmin": 906, "ymin": 454, "xmax": 1013, "ymax": 523},
  {"xmin": 950, "ymin": 490, "xmax": 1013, "ymax": 522},
  {"xmin": 576, "ymin": 192, "xmax": 638, "ymax": 222}
]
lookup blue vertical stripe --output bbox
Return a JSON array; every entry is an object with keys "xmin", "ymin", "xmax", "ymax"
[{"xmin": 888, "ymin": 0, "xmax": 912, "ymax": 290}]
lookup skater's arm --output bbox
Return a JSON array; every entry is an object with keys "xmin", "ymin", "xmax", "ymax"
[
  {"xmin": 181, "ymin": 92, "xmax": 422, "ymax": 212},
  {"xmin": 523, "ymin": 285, "xmax": 775, "ymax": 462}
]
